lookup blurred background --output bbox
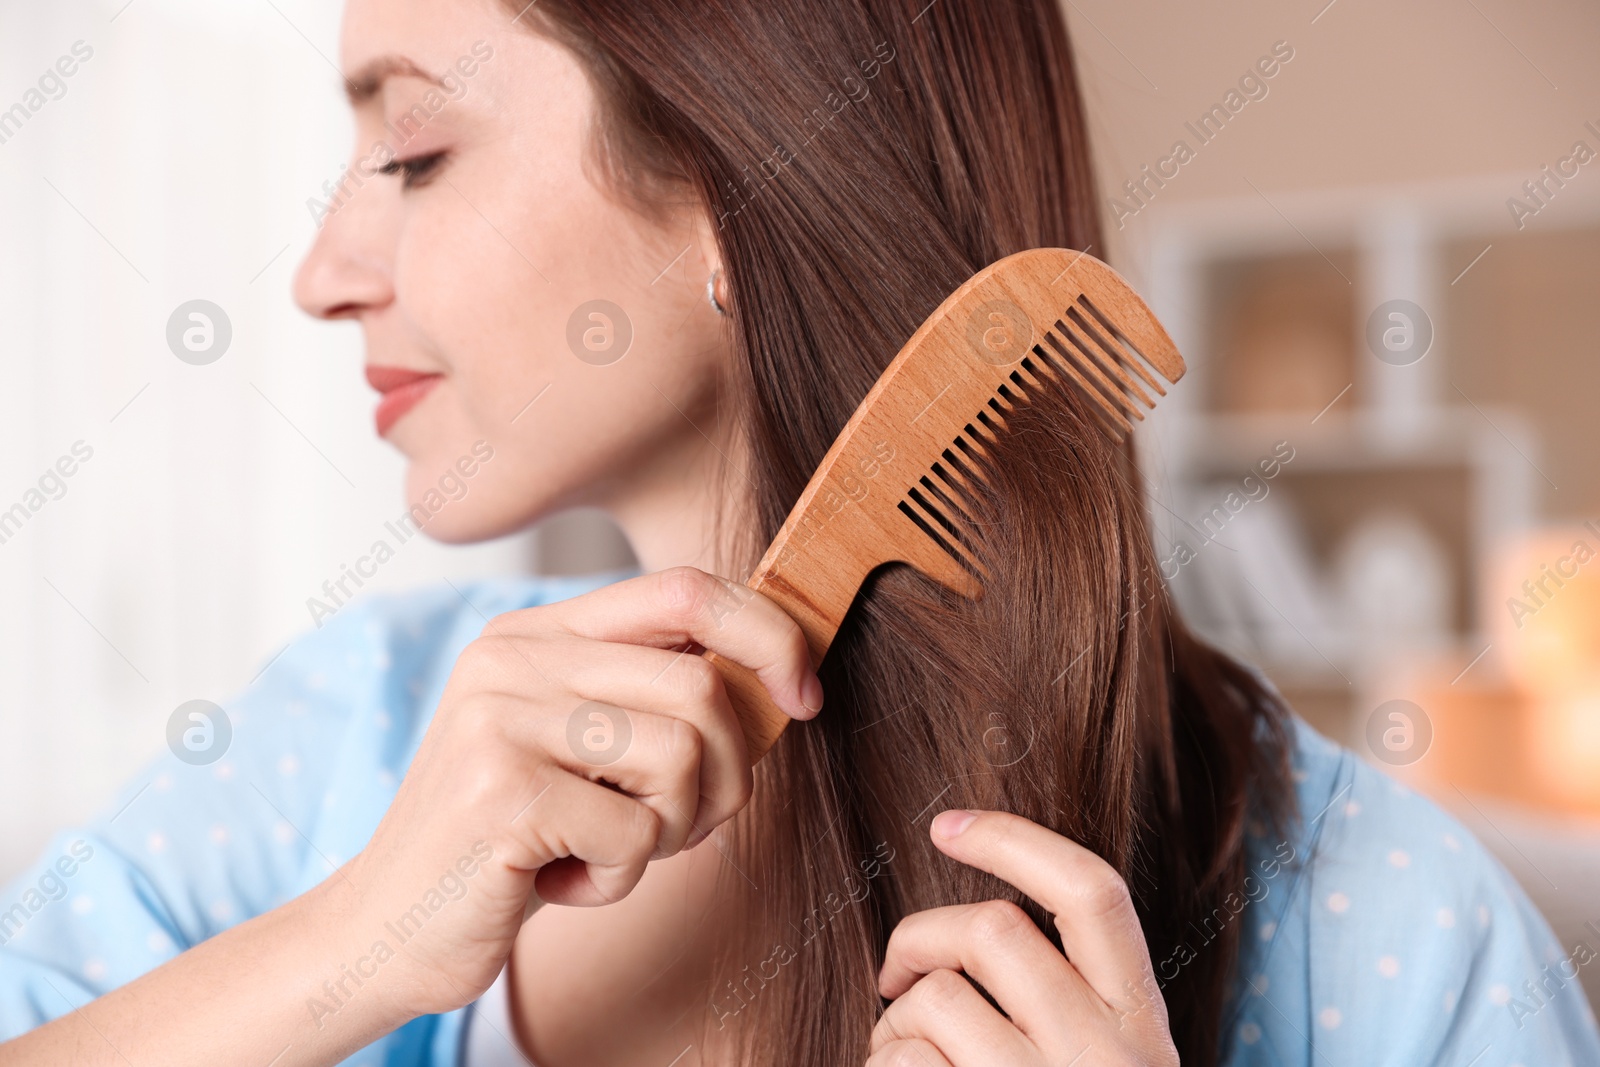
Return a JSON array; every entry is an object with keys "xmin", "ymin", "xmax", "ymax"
[{"xmin": 1, "ymin": 0, "xmax": 1596, "ymax": 1013}]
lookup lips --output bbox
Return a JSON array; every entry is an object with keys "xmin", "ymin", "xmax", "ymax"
[{"xmin": 366, "ymin": 366, "xmax": 443, "ymax": 437}]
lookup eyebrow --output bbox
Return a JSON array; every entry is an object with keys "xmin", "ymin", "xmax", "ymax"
[{"xmin": 343, "ymin": 55, "xmax": 445, "ymax": 106}]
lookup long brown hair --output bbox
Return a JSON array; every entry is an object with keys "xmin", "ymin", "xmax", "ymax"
[{"xmin": 510, "ymin": 2, "xmax": 1296, "ymax": 1062}]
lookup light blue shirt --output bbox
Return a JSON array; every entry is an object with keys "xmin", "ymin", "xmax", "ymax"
[{"xmin": 1, "ymin": 573, "xmax": 1596, "ymax": 1065}]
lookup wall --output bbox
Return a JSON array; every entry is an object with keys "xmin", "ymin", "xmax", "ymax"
[{"xmin": 0, "ymin": 0, "xmax": 535, "ymax": 879}]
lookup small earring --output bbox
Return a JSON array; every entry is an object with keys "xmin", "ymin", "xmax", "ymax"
[{"xmin": 707, "ymin": 268, "xmax": 727, "ymax": 316}]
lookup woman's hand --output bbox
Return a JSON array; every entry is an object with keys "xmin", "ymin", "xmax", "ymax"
[
  {"xmin": 869, "ymin": 811, "xmax": 1179, "ymax": 1067},
  {"xmin": 335, "ymin": 567, "xmax": 820, "ymax": 1024},
  {"xmin": 3, "ymin": 570, "xmax": 818, "ymax": 1067}
]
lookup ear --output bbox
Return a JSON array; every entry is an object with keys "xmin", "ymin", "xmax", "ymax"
[{"xmin": 689, "ymin": 203, "xmax": 728, "ymax": 309}]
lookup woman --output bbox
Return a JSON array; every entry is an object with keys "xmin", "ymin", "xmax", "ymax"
[{"xmin": 2, "ymin": 0, "xmax": 1596, "ymax": 1064}]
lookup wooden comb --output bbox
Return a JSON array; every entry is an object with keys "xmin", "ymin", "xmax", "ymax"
[{"xmin": 707, "ymin": 248, "xmax": 1185, "ymax": 762}]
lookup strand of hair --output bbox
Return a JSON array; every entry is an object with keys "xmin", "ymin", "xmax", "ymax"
[
  {"xmin": 935, "ymin": 450, "xmax": 984, "ymax": 510},
  {"xmin": 1031, "ymin": 344, "xmax": 1133, "ymax": 441},
  {"xmin": 964, "ymin": 419, "xmax": 998, "ymax": 450},
  {"xmin": 917, "ymin": 473, "xmax": 979, "ymax": 535},
  {"xmin": 907, "ymin": 485, "xmax": 979, "ymax": 554},
  {"xmin": 895, "ymin": 499, "xmax": 985, "ymax": 577},
  {"xmin": 1038, "ymin": 333, "xmax": 1138, "ymax": 430},
  {"xmin": 1016, "ymin": 357, "xmax": 1053, "ymax": 398},
  {"xmin": 953, "ymin": 433, "xmax": 996, "ymax": 479}
]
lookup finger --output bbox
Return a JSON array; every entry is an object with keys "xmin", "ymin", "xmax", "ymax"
[
  {"xmin": 537, "ymin": 635, "xmax": 754, "ymax": 834},
  {"xmin": 501, "ymin": 769, "xmax": 660, "ymax": 907},
  {"xmin": 879, "ymin": 900, "xmax": 1091, "ymax": 1038},
  {"xmin": 548, "ymin": 703, "xmax": 703, "ymax": 857},
  {"xmin": 871, "ymin": 969, "xmax": 1032, "ymax": 1063},
  {"xmin": 929, "ymin": 810, "xmax": 1156, "ymax": 1015},
  {"xmin": 866, "ymin": 1038, "xmax": 954, "ymax": 1067},
  {"xmin": 465, "ymin": 634, "xmax": 752, "ymax": 843},
  {"xmin": 523, "ymin": 568, "xmax": 822, "ymax": 720}
]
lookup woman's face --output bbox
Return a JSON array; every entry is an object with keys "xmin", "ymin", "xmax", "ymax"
[{"xmin": 294, "ymin": 0, "xmax": 729, "ymax": 547}]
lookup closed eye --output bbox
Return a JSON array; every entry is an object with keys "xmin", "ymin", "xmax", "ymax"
[{"xmin": 379, "ymin": 151, "xmax": 447, "ymax": 189}]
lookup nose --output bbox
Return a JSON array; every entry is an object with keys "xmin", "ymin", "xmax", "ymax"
[{"xmin": 293, "ymin": 181, "xmax": 394, "ymax": 321}]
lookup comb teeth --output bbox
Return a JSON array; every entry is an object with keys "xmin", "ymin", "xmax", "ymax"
[
  {"xmin": 894, "ymin": 293, "xmax": 1182, "ymax": 578},
  {"xmin": 1031, "ymin": 293, "xmax": 1174, "ymax": 438}
]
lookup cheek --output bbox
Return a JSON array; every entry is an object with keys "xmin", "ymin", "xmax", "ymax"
[
  {"xmin": 395, "ymin": 199, "xmax": 553, "ymax": 394},
  {"xmin": 383, "ymin": 146, "xmax": 727, "ymax": 536},
  {"xmin": 391, "ymin": 157, "xmax": 637, "ymax": 430}
]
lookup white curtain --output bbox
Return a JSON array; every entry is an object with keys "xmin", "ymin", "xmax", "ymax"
[{"xmin": 0, "ymin": 0, "xmax": 536, "ymax": 880}]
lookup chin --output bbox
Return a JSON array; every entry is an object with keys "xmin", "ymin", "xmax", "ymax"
[
  {"xmin": 397, "ymin": 438, "xmax": 521, "ymax": 545},
  {"xmin": 400, "ymin": 444, "xmax": 581, "ymax": 547},
  {"xmin": 412, "ymin": 506, "xmax": 502, "ymax": 545}
]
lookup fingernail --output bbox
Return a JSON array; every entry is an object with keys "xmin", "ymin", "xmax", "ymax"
[
  {"xmin": 799, "ymin": 672, "xmax": 824, "ymax": 716},
  {"xmin": 932, "ymin": 809, "xmax": 978, "ymax": 839},
  {"xmin": 685, "ymin": 828, "xmax": 708, "ymax": 849}
]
